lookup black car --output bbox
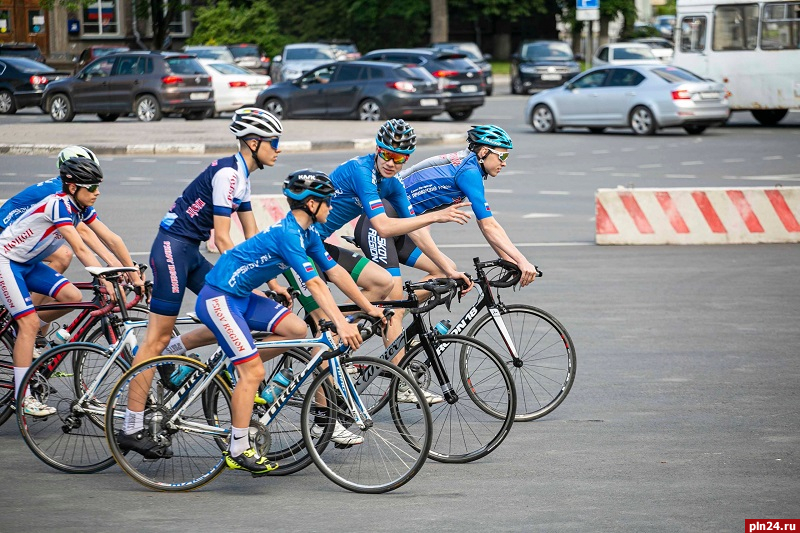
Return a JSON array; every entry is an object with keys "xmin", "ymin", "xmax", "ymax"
[
  {"xmin": 43, "ymin": 51, "xmax": 214, "ymax": 122},
  {"xmin": 361, "ymin": 48, "xmax": 485, "ymax": 121},
  {"xmin": 0, "ymin": 57, "xmax": 69, "ymax": 114},
  {"xmin": 430, "ymin": 42, "xmax": 494, "ymax": 96},
  {"xmin": 255, "ymin": 60, "xmax": 444, "ymax": 121},
  {"xmin": 0, "ymin": 42, "xmax": 46, "ymax": 64},
  {"xmin": 511, "ymin": 40, "xmax": 582, "ymax": 95}
]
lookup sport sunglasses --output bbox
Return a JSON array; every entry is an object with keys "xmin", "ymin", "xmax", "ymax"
[
  {"xmin": 377, "ymin": 148, "xmax": 409, "ymax": 165},
  {"xmin": 486, "ymin": 148, "xmax": 510, "ymax": 162},
  {"xmin": 74, "ymin": 183, "xmax": 100, "ymax": 193}
]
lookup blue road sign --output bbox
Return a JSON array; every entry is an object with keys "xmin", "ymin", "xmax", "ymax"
[{"xmin": 577, "ymin": 0, "xmax": 599, "ymax": 8}]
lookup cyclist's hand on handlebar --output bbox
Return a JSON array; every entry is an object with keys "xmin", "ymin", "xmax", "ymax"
[
  {"xmin": 434, "ymin": 202, "xmax": 472, "ymax": 226},
  {"xmin": 366, "ymin": 305, "xmax": 390, "ymax": 329},
  {"xmin": 448, "ymin": 271, "xmax": 473, "ymax": 295},
  {"xmin": 102, "ymin": 279, "xmax": 117, "ymax": 302},
  {"xmin": 336, "ymin": 321, "xmax": 363, "ymax": 350},
  {"xmin": 518, "ymin": 260, "xmax": 538, "ymax": 287}
]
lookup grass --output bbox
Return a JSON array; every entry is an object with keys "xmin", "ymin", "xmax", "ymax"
[{"xmin": 491, "ymin": 60, "xmax": 588, "ymax": 75}]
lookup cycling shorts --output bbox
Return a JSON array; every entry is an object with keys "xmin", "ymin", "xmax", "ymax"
[
  {"xmin": 353, "ymin": 215, "xmax": 422, "ymax": 276},
  {"xmin": 148, "ymin": 229, "xmax": 212, "ymax": 316},
  {"xmin": 0, "ymin": 258, "xmax": 69, "ymax": 318},
  {"xmin": 195, "ymin": 284, "xmax": 290, "ymax": 366}
]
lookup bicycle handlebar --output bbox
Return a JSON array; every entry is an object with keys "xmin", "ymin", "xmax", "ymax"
[
  {"xmin": 473, "ymin": 257, "xmax": 543, "ymax": 288},
  {"xmin": 406, "ymin": 278, "xmax": 459, "ymax": 314},
  {"xmin": 89, "ymin": 290, "xmax": 143, "ymax": 318}
]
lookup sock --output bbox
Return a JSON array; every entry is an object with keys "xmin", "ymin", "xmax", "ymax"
[
  {"xmin": 123, "ymin": 409, "xmax": 145, "ymax": 435},
  {"xmin": 229, "ymin": 426, "xmax": 250, "ymax": 456},
  {"xmin": 13, "ymin": 367, "xmax": 28, "ymax": 399},
  {"xmin": 162, "ymin": 336, "xmax": 187, "ymax": 356}
]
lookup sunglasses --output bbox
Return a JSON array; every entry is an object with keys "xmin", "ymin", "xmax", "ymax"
[
  {"xmin": 251, "ymin": 137, "xmax": 279, "ymax": 150},
  {"xmin": 74, "ymin": 183, "xmax": 100, "ymax": 193},
  {"xmin": 377, "ymin": 148, "xmax": 409, "ymax": 165},
  {"xmin": 486, "ymin": 148, "xmax": 510, "ymax": 162}
]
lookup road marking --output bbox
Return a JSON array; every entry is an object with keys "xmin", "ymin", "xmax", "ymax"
[
  {"xmin": 621, "ymin": 147, "xmax": 635, "ymax": 152},
  {"xmin": 722, "ymin": 174, "xmax": 800, "ymax": 181},
  {"xmin": 638, "ymin": 163, "xmax": 662, "ymax": 169},
  {"xmin": 485, "ymin": 188, "xmax": 513, "ymax": 193},
  {"xmin": 557, "ymin": 171, "xmax": 586, "ymax": 176},
  {"xmin": 681, "ymin": 161, "xmax": 704, "ymax": 166},
  {"xmin": 612, "ymin": 172, "xmax": 640, "ymax": 177},
  {"xmin": 665, "ymin": 174, "xmax": 697, "ymax": 179},
  {"xmin": 557, "ymin": 152, "xmax": 576, "ymax": 157},
  {"xmin": 177, "ymin": 160, "xmax": 202, "ymax": 165},
  {"xmin": 539, "ymin": 191, "xmax": 570, "ymax": 195},
  {"xmin": 591, "ymin": 150, "xmax": 609, "ymax": 154},
  {"xmin": 127, "ymin": 177, "xmax": 154, "ymax": 181},
  {"xmin": 439, "ymin": 241, "xmax": 592, "ymax": 249},
  {"xmin": 1, "ymin": 173, "xmax": 18, "ymax": 176},
  {"xmin": 646, "ymin": 145, "xmax": 660, "ymax": 150},
  {"xmin": 0, "ymin": 181, "xmax": 26, "ymax": 186},
  {"xmin": 591, "ymin": 167, "xmax": 615, "ymax": 172},
  {"xmin": 723, "ymin": 158, "xmax": 746, "ymax": 163},
  {"xmin": 763, "ymin": 155, "xmax": 783, "ymax": 160},
  {"xmin": 132, "ymin": 159, "xmax": 157, "ymax": 163},
  {"xmin": 516, "ymin": 154, "xmax": 538, "ymax": 159},
  {"xmin": 523, "ymin": 213, "xmax": 563, "ymax": 219}
]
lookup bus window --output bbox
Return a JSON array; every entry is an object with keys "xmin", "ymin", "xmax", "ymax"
[
  {"xmin": 713, "ymin": 4, "xmax": 760, "ymax": 50},
  {"xmin": 761, "ymin": 2, "xmax": 800, "ymax": 49},
  {"xmin": 680, "ymin": 16, "xmax": 707, "ymax": 52}
]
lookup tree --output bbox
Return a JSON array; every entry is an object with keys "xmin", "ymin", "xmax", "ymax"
[{"xmin": 188, "ymin": 0, "xmax": 285, "ymax": 56}]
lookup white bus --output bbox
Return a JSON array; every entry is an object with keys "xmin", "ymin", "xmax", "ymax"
[{"xmin": 673, "ymin": 0, "xmax": 800, "ymax": 125}]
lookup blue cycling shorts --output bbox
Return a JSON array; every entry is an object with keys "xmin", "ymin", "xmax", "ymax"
[
  {"xmin": 148, "ymin": 229, "xmax": 212, "ymax": 316},
  {"xmin": 0, "ymin": 258, "xmax": 69, "ymax": 318}
]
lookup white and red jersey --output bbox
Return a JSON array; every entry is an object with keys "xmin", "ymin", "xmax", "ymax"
[{"xmin": 0, "ymin": 192, "xmax": 97, "ymax": 264}]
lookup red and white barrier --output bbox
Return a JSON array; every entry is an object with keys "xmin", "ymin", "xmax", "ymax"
[
  {"xmin": 596, "ymin": 187, "xmax": 800, "ymax": 245},
  {"xmin": 207, "ymin": 194, "xmax": 358, "ymax": 252}
]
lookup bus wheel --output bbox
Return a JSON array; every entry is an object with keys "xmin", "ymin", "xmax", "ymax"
[{"xmin": 751, "ymin": 110, "xmax": 788, "ymax": 126}]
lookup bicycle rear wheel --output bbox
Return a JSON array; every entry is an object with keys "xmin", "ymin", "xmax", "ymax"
[
  {"xmin": 16, "ymin": 343, "xmax": 126, "ymax": 473},
  {"xmin": 105, "ymin": 356, "xmax": 232, "ymax": 491},
  {"xmin": 467, "ymin": 304, "xmax": 576, "ymax": 421},
  {"xmin": 0, "ymin": 329, "xmax": 15, "ymax": 426},
  {"xmin": 401, "ymin": 334, "xmax": 516, "ymax": 463},
  {"xmin": 301, "ymin": 356, "xmax": 432, "ymax": 494}
]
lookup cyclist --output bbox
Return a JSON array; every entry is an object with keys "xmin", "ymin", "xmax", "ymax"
[
  {"xmin": 119, "ymin": 108, "xmax": 287, "ymax": 458},
  {"xmin": 197, "ymin": 169, "xmax": 384, "ymax": 474},
  {"xmin": 388, "ymin": 125, "xmax": 538, "ymax": 287},
  {"xmin": 0, "ymin": 158, "xmax": 118, "ymax": 417}
]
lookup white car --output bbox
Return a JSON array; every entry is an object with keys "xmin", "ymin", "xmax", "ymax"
[
  {"xmin": 592, "ymin": 43, "xmax": 662, "ymax": 67},
  {"xmin": 198, "ymin": 60, "xmax": 271, "ymax": 115},
  {"xmin": 633, "ymin": 38, "xmax": 675, "ymax": 63}
]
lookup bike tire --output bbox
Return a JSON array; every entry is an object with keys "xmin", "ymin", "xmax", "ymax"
[
  {"xmin": 466, "ymin": 304, "xmax": 576, "ymax": 421},
  {"xmin": 400, "ymin": 334, "xmax": 516, "ymax": 464},
  {"xmin": 0, "ymin": 329, "xmax": 15, "ymax": 426},
  {"xmin": 16, "ymin": 342, "xmax": 127, "ymax": 473},
  {"xmin": 301, "ymin": 356, "xmax": 432, "ymax": 494},
  {"xmin": 105, "ymin": 355, "xmax": 232, "ymax": 491}
]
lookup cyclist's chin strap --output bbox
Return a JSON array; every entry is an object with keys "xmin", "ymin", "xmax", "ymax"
[
  {"xmin": 373, "ymin": 157, "xmax": 385, "ymax": 183},
  {"xmin": 301, "ymin": 199, "xmax": 324, "ymax": 224},
  {"xmin": 247, "ymin": 139, "xmax": 264, "ymax": 170}
]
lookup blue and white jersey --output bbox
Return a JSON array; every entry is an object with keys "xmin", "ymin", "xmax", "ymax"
[
  {"xmin": 0, "ymin": 193, "xmax": 96, "ymax": 264},
  {"xmin": 205, "ymin": 212, "xmax": 337, "ymax": 298},
  {"xmin": 314, "ymin": 154, "xmax": 415, "ymax": 239},
  {"xmin": 159, "ymin": 153, "xmax": 252, "ymax": 242},
  {"xmin": 0, "ymin": 177, "xmax": 63, "ymax": 229},
  {"xmin": 399, "ymin": 149, "xmax": 493, "ymax": 220}
]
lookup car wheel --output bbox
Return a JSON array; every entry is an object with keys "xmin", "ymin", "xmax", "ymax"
[
  {"xmin": 588, "ymin": 127, "xmax": 605, "ymax": 134},
  {"xmin": 683, "ymin": 125, "xmax": 707, "ymax": 135},
  {"xmin": 263, "ymin": 98, "xmax": 284, "ymax": 120},
  {"xmin": 49, "ymin": 94, "xmax": 75, "ymax": 122},
  {"xmin": 0, "ymin": 90, "xmax": 16, "ymax": 114},
  {"xmin": 530, "ymin": 104, "xmax": 556, "ymax": 133},
  {"xmin": 486, "ymin": 86, "xmax": 493, "ymax": 97},
  {"xmin": 511, "ymin": 76, "xmax": 521, "ymax": 95},
  {"xmin": 135, "ymin": 94, "xmax": 162, "ymax": 122},
  {"xmin": 358, "ymin": 99, "xmax": 384, "ymax": 121},
  {"xmin": 448, "ymin": 108, "xmax": 473, "ymax": 121},
  {"xmin": 183, "ymin": 110, "xmax": 207, "ymax": 121},
  {"xmin": 629, "ymin": 106, "xmax": 656, "ymax": 135},
  {"xmin": 97, "ymin": 113, "xmax": 119, "ymax": 122},
  {"xmin": 751, "ymin": 109, "xmax": 788, "ymax": 126}
]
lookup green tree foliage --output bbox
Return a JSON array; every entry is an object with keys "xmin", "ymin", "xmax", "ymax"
[{"xmin": 187, "ymin": 0, "xmax": 286, "ymax": 55}]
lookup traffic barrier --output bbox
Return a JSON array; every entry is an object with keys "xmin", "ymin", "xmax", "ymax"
[
  {"xmin": 206, "ymin": 194, "xmax": 358, "ymax": 252},
  {"xmin": 596, "ymin": 186, "xmax": 800, "ymax": 245}
]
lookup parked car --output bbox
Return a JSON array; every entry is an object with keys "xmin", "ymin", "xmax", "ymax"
[
  {"xmin": 183, "ymin": 45, "xmax": 236, "ymax": 64},
  {"xmin": 360, "ymin": 48, "xmax": 484, "ymax": 121},
  {"xmin": 0, "ymin": 42, "xmax": 46, "ymax": 64},
  {"xmin": 430, "ymin": 42, "xmax": 494, "ymax": 96},
  {"xmin": 592, "ymin": 43, "xmax": 661, "ymax": 67},
  {"xmin": 654, "ymin": 15, "xmax": 677, "ymax": 40},
  {"xmin": 510, "ymin": 40, "xmax": 581, "ymax": 95},
  {"xmin": 631, "ymin": 38, "xmax": 674, "ymax": 63},
  {"xmin": 76, "ymin": 45, "xmax": 130, "ymax": 71},
  {"xmin": 320, "ymin": 40, "xmax": 361, "ymax": 61},
  {"xmin": 198, "ymin": 59, "xmax": 270, "ymax": 115},
  {"xmin": 0, "ymin": 57, "xmax": 69, "ymax": 114},
  {"xmin": 255, "ymin": 60, "xmax": 444, "ymax": 121},
  {"xmin": 43, "ymin": 51, "xmax": 214, "ymax": 122},
  {"xmin": 226, "ymin": 43, "xmax": 270, "ymax": 74},
  {"xmin": 269, "ymin": 43, "xmax": 339, "ymax": 83},
  {"xmin": 524, "ymin": 64, "xmax": 730, "ymax": 135}
]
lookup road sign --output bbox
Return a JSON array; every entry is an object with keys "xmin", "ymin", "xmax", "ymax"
[
  {"xmin": 576, "ymin": 8, "xmax": 600, "ymax": 20},
  {"xmin": 577, "ymin": 0, "xmax": 599, "ymax": 9}
]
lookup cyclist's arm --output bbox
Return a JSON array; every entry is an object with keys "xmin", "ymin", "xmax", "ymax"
[
  {"xmin": 85, "ymin": 219, "xmax": 143, "ymax": 285},
  {"xmin": 407, "ymin": 226, "xmax": 468, "ymax": 282},
  {"xmin": 324, "ymin": 264, "xmax": 382, "ymax": 317},
  {"xmin": 212, "ymin": 215, "xmax": 236, "ymax": 254},
  {"xmin": 369, "ymin": 207, "xmax": 470, "ymax": 238},
  {"xmin": 477, "ymin": 217, "xmax": 537, "ymax": 287},
  {"xmin": 76, "ymin": 221, "xmax": 119, "ymax": 267},
  {"xmin": 59, "ymin": 224, "xmax": 116, "ymax": 295},
  {"xmin": 238, "ymin": 209, "xmax": 258, "ymax": 240},
  {"xmin": 304, "ymin": 277, "xmax": 363, "ymax": 348}
]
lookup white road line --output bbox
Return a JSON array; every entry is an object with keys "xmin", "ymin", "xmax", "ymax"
[
  {"xmin": 591, "ymin": 167, "xmax": 615, "ymax": 172},
  {"xmin": 722, "ymin": 174, "xmax": 800, "ymax": 181},
  {"xmin": 1, "ymin": 173, "xmax": 18, "ymax": 176},
  {"xmin": 522, "ymin": 213, "xmax": 563, "ymax": 219},
  {"xmin": 517, "ymin": 154, "xmax": 538, "ymax": 159},
  {"xmin": 485, "ymin": 188, "xmax": 513, "ymax": 193},
  {"xmin": 723, "ymin": 158, "xmax": 746, "ymax": 163},
  {"xmin": 621, "ymin": 147, "xmax": 635, "ymax": 152},
  {"xmin": 681, "ymin": 161, "xmax": 704, "ymax": 166},
  {"xmin": 557, "ymin": 171, "xmax": 586, "ymax": 176},
  {"xmin": 35, "ymin": 174, "xmax": 51, "ymax": 178},
  {"xmin": 0, "ymin": 181, "xmax": 26, "ymax": 186},
  {"xmin": 638, "ymin": 163, "xmax": 662, "ymax": 169},
  {"xmin": 127, "ymin": 177, "xmax": 154, "ymax": 181},
  {"xmin": 557, "ymin": 152, "xmax": 577, "ymax": 157},
  {"xmin": 539, "ymin": 191, "xmax": 570, "ymax": 195},
  {"xmin": 665, "ymin": 174, "xmax": 697, "ymax": 179},
  {"xmin": 763, "ymin": 155, "xmax": 784, "ymax": 160},
  {"xmin": 611, "ymin": 172, "xmax": 640, "ymax": 177},
  {"xmin": 646, "ymin": 145, "xmax": 660, "ymax": 150},
  {"xmin": 591, "ymin": 150, "xmax": 610, "ymax": 154},
  {"xmin": 177, "ymin": 160, "xmax": 203, "ymax": 165},
  {"xmin": 439, "ymin": 242, "xmax": 591, "ymax": 249},
  {"xmin": 132, "ymin": 159, "xmax": 157, "ymax": 163}
]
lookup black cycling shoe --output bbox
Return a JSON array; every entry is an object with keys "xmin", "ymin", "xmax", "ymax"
[
  {"xmin": 223, "ymin": 448, "xmax": 278, "ymax": 475},
  {"xmin": 117, "ymin": 430, "xmax": 173, "ymax": 459}
]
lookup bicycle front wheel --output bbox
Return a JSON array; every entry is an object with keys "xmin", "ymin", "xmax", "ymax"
[
  {"xmin": 16, "ymin": 343, "xmax": 126, "ymax": 473},
  {"xmin": 467, "ymin": 304, "xmax": 576, "ymax": 421},
  {"xmin": 401, "ymin": 334, "xmax": 516, "ymax": 464},
  {"xmin": 105, "ymin": 355, "xmax": 232, "ymax": 491},
  {"xmin": 0, "ymin": 329, "xmax": 15, "ymax": 426},
  {"xmin": 301, "ymin": 356, "xmax": 432, "ymax": 494}
]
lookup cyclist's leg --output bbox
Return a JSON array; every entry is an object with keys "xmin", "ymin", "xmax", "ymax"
[{"xmin": 29, "ymin": 246, "xmax": 73, "ymax": 310}]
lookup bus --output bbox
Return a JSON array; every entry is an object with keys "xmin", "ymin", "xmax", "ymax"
[{"xmin": 673, "ymin": 0, "xmax": 800, "ymax": 125}]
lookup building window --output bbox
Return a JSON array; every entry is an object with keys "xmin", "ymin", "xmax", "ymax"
[
  {"xmin": 761, "ymin": 2, "xmax": 800, "ymax": 49},
  {"xmin": 680, "ymin": 16, "xmax": 707, "ymax": 52},
  {"xmin": 83, "ymin": 0, "xmax": 120, "ymax": 36},
  {"xmin": 0, "ymin": 10, "xmax": 11, "ymax": 36},
  {"xmin": 713, "ymin": 4, "xmax": 759, "ymax": 50},
  {"xmin": 29, "ymin": 10, "xmax": 45, "ymax": 34},
  {"xmin": 168, "ymin": 1, "xmax": 189, "ymax": 37}
]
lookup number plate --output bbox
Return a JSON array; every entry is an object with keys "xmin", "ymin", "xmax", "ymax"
[
  {"xmin": 541, "ymin": 74, "xmax": 563, "ymax": 81},
  {"xmin": 190, "ymin": 92, "xmax": 210, "ymax": 100},
  {"xmin": 700, "ymin": 92, "xmax": 720, "ymax": 100},
  {"xmin": 460, "ymin": 84, "xmax": 478, "ymax": 93},
  {"xmin": 420, "ymin": 98, "xmax": 439, "ymax": 106}
]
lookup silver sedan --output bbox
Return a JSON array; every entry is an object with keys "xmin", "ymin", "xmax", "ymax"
[{"xmin": 524, "ymin": 64, "xmax": 730, "ymax": 135}]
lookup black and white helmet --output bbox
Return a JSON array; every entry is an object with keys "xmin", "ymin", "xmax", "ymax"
[
  {"xmin": 56, "ymin": 145, "xmax": 99, "ymax": 170},
  {"xmin": 229, "ymin": 107, "xmax": 283, "ymax": 139}
]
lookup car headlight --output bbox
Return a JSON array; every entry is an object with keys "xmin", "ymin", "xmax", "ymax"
[{"xmin": 519, "ymin": 65, "xmax": 538, "ymax": 74}]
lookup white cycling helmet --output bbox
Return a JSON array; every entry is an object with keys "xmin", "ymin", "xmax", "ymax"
[
  {"xmin": 57, "ymin": 145, "xmax": 99, "ymax": 170},
  {"xmin": 229, "ymin": 107, "xmax": 283, "ymax": 139}
]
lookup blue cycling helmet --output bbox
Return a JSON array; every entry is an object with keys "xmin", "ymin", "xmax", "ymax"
[
  {"xmin": 375, "ymin": 119, "xmax": 417, "ymax": 155},
  {"xmin": 467, "ymin": 125, "xmax": 513, "ymax": 150},
  {"xmin": 283, "ymin": 169, "xmax": 335, "ymax": 203}
]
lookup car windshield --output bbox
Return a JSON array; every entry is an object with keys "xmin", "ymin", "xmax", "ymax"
[
  {"xmin": 4, "ymin": 57, "xmax": 55, "ymax": 72},
  {"xmin": 522, "ymin": 42, "xmax": 574, "ymax": 60},
  {"xmin": 166, "ymin": 57, "xmax": 207, "ymax": 75},
  {"xmin": 439, "ymin": 43, "xmax": 483, "ymax": 61},
  {"xmin": 207, "ymin": 62, "xmax": 252, "ymax": 75},
  {"xmin": 0, "ymin": 47, "xmax": 41, "ymax": 60},
  {"xmin": 285, "ymin": 47, "xmax": 336, "ymax": 61},
  {"xmin": 614, "ymin": 46, "xmax": 657, "ymax": 60},
  {"xmin": 187, "ymin": 49, "xmax": 234, "ymax": 62},
  {"xmin": 396, "ymin": 66, "xmax": 435, "ymax": 81},
  {"xmin": 652, "ymin": 66, "xmax": 704, "ymax": 83},
  {"xmin": 437, "ymin": 57, "xmax": 477, "ymax": 71},
  {"xmin": 229, "ymin": 45, "xmax": 259, "ymax": 58},
  {"xmin": 94, "ymin": 48, "xmax": 129, "ymax": 58}
]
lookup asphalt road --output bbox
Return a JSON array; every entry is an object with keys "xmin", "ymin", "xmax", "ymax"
[{"xmin": 0, "ymin": 99, "xmax": 798, "ymax": 532}]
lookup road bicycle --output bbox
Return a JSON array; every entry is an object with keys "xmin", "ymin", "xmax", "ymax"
[
  {"xmin": 103, "ymin": 314, "xmax": 434, "ymax": 494},
  {"xmin": 0, "ymin": 265, "xmax": 149, "ymax": 426}
]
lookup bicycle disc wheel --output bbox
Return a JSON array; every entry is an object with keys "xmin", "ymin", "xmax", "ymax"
[
  {"xmin": 301, "ymin": 356, "xmax": 432, "ymax": 494},
  {"xmin": 0, "ymin": 329, "xmax": 15, "ymax": 426},
  {"xmin": 401, "ymin": 334, "xmax": 516, "ymax": 464},
  {"xmin": 105, "ymin": 356, "xmax": 232, "ymax": 491},
  {"xmin": 467, "ymin": 304, "xmax": 576, "ymax": 421},
  {"xmin": 16, "ymin": 343, "xmax": 126, "ymax": 473}
]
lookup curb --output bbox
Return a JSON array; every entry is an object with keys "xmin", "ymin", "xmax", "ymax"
[{"xmin": 0, "ymin": 132, "xmax": 466, "ymax": 157}]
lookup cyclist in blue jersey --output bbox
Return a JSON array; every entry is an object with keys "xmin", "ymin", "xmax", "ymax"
[
  {"xmin": 119, "ymin": 108, "xmax": 288, "ymax": 458},
  {"xmin": 365, "ymin": 125, "xmax": 538, "ymax": 288},
  {"xmin": 0, "ymin": 158, "xmax": 119, "ymax": 417}
]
